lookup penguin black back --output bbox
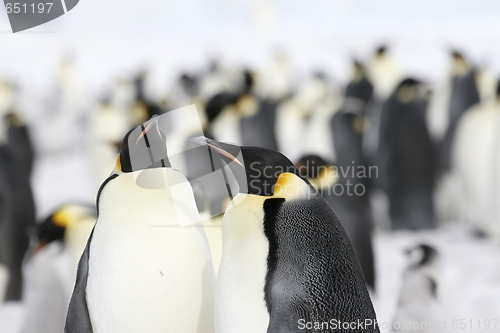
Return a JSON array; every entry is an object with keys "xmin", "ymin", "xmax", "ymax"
[{"xmin": 263, "ymin": 195, "xmax": 378, "ymax": 332}]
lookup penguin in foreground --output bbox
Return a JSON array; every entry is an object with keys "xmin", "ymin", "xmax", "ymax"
[
  {"xmin": 65, "ymin": 116, "xmax": 215, "ymax": 332},
  {"xmin": 193, "ymin": 138, "xmax": 379, "ymax": 333}
]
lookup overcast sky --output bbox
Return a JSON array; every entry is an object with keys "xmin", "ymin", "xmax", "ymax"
[{"xmin": 1, "ymin": 0, "xmax": 500, "ymax": 90}]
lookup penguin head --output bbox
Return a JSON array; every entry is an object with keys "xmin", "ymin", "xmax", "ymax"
[
  {"xmin": 375, "ymin": 45, "xmax": 387, "ymax": 58},
  {"xmin": 395, "ymin": 78, "xmax": 428, "ymax": 104},
  {"xmin": 296, "ymin": 154, "xmax": 338, "ymax": 192},
  {"xmin": 451, "ymin": 50, "xmax": 469, "ymax": 76},
  {"xmin": 405, "ymin": 244, "xmax": 439, "ymax": 269},
  {"xmin": 204, "ymin": 93, "xmax": 238, "ymax": 124},
  {"xmin": 192, "ymin": 137, "xmax": 306, "ymax": 197},
  {"xmin": 351, "ymin": 60, "xmax": 364, "ymax": 83},
  {"xmin": 115, "ymin": 115, "xmax": 170, "ymax": 174}
]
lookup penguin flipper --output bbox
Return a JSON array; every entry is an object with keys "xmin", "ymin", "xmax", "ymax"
[{"xmin": 65, "ymin": 229, "xmax": 94, "ymax": 333}]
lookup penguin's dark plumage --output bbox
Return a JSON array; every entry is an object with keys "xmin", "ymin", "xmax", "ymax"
[
  {"xmin": 240, "ymin": 99, "xmax": 279, "ymax": 151},
  {"xmin": 65, "ymin": 230, "xmax": 94, "ymax": 333},
  {"xmin": 196, "ymin": 138, "xmax": 379, "ymax": 333},
  {"xmin": 205, "ymin": 93, "xmax": 238, "ymax": 125},
  {"xmin": 377, "ymin": 78, "xmax": 435, "ymax": 229},
  {"xmin": 0, "ymin": 111, "xmax": 36, "ymax": 300},
  {"xmin": 439, "ymin": 51, "xmax": 480, "ymax": 173},
  {"xmin": 309, "ymin": 61, "xmax": 376, "ymax": 290}
]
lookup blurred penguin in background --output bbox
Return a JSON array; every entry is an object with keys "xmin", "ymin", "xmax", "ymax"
[
  {"xmin": 295, "ymin": 63, "xmax": 376, "ymax": 290},
  {"xmin": 239, "ymin": 69, "xmax": 280, "ymax": 151},
  {"xmin": 33, "ymin": 56, "xmax": 85, "ymax": 155},
  {"xmin": 438, "ymin": 51, "xmax": 480, "ymax": 174},
  {"xmin": 21, "ymin": 209, "xmax": 71, "ymax": 333},
  {"xmin": 364, "ymin": 45, "xmax": 403, "ymax": 165},
  {"xmin": 275, "ymin": 72, "xmax": 339, "ymax": 162},
  {"xmin": 452, "ymin": 77, "xmax": 500, "ymax": 239},
  {"xmin": 20, "ymin": 204, "xmax": 96, "ymax": 333},
  {"xmin": 0, "ymin": 81, "xmax": 36, "ymax": 301},
  {"xmin": 328, "ymin": 60, "xmax": 376, "ymax": 290},
  {"xmin": 130, "ymin": 70, "xmax": 165, "ymax": 127},
  {"xmin": 367, "ymin": 45, "xmax": 403, "ymax": 101},
  {"xmin": 86, "ymin": 95, "xmax": 132, "ymax": 193},
  {"xmin": 377, "ymin": 79, "xmax": 435, "ymax": 230},
  {"xmin": 393, "ymin": 244, "xmax": 441, "ymax": 333},
  {"xmin": 433, "ymin": 52, "xmax": 481, "ymax": 223}
]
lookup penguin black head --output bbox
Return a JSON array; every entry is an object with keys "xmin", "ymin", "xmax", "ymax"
[
  {"xmin": 179, "ymin": 73, "xmax": 199, "ymax": 97},
  {"xmin": 376, "ymin": 45, "xmax": 387, "ymax": 56},
  {"xmin": 243, "ymin": 69, "xmax": 254, "ymax": 94},
  {"xmin": 395, "ymin": 78, "xmax": 428, "ymax": 104},
  {"xmin": 117, "ymin": 115, "xmax": 170, "ymax": 173},
  {"xmin": 36, "ymin": 213, "xmax": 66, "ymax": 247},
  {"xmin": 205, "ymin": 93, "xmax": 238, "ymax": 124},
  {"xmin": 405, "ymin": 244, "xmax": 438, "ymax": 268},
  {"xmin": 192, "ymin": 137, "xmax": 303, "ymax": 196},
  {"xmin": 296, "ymin": 154, "xmax": 327, "ymax": 179}
]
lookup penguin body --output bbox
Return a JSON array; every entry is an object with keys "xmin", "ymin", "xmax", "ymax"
[
  {"xmin": 20, "ymin": 205, "xmax": 89, "ymax": 333},
  {"xmin": 0, "ymin": 111, "xmax": 36, "ymax": 301},
  {"xmin": 86, "ymin": 169, "xmax": 214, "ymax": 333},
  {"xmin": 393, "ymin": 245, "xmax": 441, "ymax": 333},
  {"xmin": 21, "ymin": 241, "xmax": 71, "ymax": 333},
  {"xmin": 66, "ymin": 117, "xmax": 215, "ymax": 332},
  {"xmin": 377, "ymin": 79, "xmax": 435, "ymax": 230},
  {"xmin": 438, "ymin": 52, "xmax": 480, "ymax": 173},
  {"xmin": 195, "ymin": 139, "xmax": 379, "ymax": 333},
  {"xmin": 452, "ymin": 82, "xmax": 500, "ymax": 239},
  {"xmin": 240, "ymin": 98, "xmax": 278, "ymax": 151}
]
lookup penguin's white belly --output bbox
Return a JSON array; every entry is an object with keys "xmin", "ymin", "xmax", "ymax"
[
  {"xmin": 87, "ymin": 223, "xmax": 212, "ymax": 333},
  {"xmin": 216, "ymin": 194, "xmax": 270, "ymax": 333}
]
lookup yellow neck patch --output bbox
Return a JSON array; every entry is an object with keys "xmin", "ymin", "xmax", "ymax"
[{"xmin": 273, "ymin": 172, "xmax": 311, "ymax": 199}]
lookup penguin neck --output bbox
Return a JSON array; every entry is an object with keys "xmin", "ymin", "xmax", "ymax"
[{"xmin": 98, "ymin": 168, "xmax": 198, "ymax": 228}]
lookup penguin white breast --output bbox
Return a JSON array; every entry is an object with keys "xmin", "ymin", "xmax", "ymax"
[
  {"xmin": 86, "ymin": 169, "xmax": 215, "ymax": 333},
  {"xmin": 216, "ymin": 193, "xmax": 270, "ymax": 333}
]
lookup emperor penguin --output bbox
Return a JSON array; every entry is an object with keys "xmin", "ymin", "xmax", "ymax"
[
  {"xmin": 193, "ymin": 138, "xmax": 380, "ymax": 333},
  {"xmin": 0, "ymin": 106, "xmax": 36, "ymax": 301},
  {"xmin": 438, "ymin": 51, "xmax": 480, "ymax": 174},
  {"xmin": 377, "ymin": 79, "xmax": 435, "ymax": 230},
  {"xmin": 21, "ymin": 209, "xmax": 73, "ymax": 333},
  {"xmin": 65, "ymin": 116, "xmax": 216, "ymax": 333},
  {"xmin": 21, "ymin": 204, "xmax": 96, "ymax": 333}
]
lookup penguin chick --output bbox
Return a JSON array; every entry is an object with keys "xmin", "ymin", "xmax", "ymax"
[
  {"xmin": 65, "ymin": 116, "xmax": 216, "ymax": 333},
  {"xmin": 193, "ymin": 137, "xmax": 380, "ymax": 333},
  {"xmin": 392, "ymin": 244, "xmax": 440, "ymax": 332}
]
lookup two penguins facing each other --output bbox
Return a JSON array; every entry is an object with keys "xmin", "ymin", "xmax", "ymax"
[{"xmin": 65, "ymin": 115, "xmax": 380, "ymax": 333}]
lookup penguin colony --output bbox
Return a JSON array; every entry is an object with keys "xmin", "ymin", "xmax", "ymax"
[{"xmin": 0, "ymin": 46, "xmax": 499, "ymax": 332}]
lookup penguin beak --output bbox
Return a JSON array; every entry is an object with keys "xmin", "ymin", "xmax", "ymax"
[
  {"xmin": 136, "ymin": 114, "xmax": 162, "ymax": 144},
  {"xmin": 191, "ymin": 137, "xmax": 244, "ymax": 168}
]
